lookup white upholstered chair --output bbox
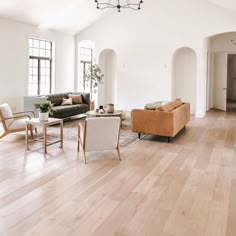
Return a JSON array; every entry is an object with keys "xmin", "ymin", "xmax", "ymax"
[
  {"xmin": 0, "ymin": 103, "xmax": 35, "ymax": 139},
  {"xmin": 78, "ymin": 117, "xmax": 121, "ymax": 164}
]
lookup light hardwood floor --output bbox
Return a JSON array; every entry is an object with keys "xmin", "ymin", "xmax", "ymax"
[{"xmin": 0, "ymin": 110, "xmax": 235, "ymax": 236}]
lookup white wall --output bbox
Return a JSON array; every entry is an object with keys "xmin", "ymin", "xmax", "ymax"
[
  {"xmin": 0, "ymin": 18, "xmax": 75, "ymax": 111},
  {"xmin": 75, "ymin": 0, "xmax": 236, "ymax": 116}
]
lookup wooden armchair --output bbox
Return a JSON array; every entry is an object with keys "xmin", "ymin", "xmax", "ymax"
[
  {"xmin": 78, "ymin": 117, "xmax": 121, "ymax": 164},
  {"xmin": 0, "ymin": 103, "xmax": 36, "ymax": 139}
]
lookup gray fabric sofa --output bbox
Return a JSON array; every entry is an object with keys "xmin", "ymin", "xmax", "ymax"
[
  {"xmin": 47, "ymin": 92, "xmax": 90, "ymax": 119},
  {"xmin": 24, "ymin": 92, "xmax": 90, "ymax": 119}
]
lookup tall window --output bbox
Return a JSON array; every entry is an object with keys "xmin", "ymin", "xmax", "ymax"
[
  {"xmin": 80, "ymin": 47, "xmax": 93, "ymax": 93},
  {"xmin": 28, "ymin": 38, "xmax": 52, "ymax": 95}
]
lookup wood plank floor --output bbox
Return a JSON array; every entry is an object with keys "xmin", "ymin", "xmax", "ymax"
[{"xmin": 0, "ymin": 109, "xmax": 235, "ymax": 236}]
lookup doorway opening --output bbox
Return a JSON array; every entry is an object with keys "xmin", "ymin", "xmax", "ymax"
[
  {"xmin": 207, "ymin": 32, "xmax": 236, "ymax": 112},
  {"xmin": 227, "ymin": 54, "xmax": 236, "ymax": 112}
]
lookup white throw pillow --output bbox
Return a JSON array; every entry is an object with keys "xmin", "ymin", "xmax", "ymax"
[{"xmin": 61, "ymin": 98, "xmax": 73, "ymax": 106}]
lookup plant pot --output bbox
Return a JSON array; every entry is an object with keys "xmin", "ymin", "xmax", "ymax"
[{"xmin": 39, "ymin": 112, "xmax": 49, "ymax": 121}]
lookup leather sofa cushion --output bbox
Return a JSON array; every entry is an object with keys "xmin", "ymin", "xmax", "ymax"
[
  {"xmin": 173, "ymin": 98, "xmax": 183, "ymax": 108},
  {"xmin": 52, "ymin": 104, "xmax": 89, "ymax": 119},
  {"xmin": 157, "ymin": 98, "xmax": 183, "ymax": 112},
  {"xmin": 68, "ymin": 94, "xmax": 83, "ymax": 104}
]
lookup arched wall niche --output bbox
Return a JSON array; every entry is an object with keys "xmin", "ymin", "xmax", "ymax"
[
  {"xmin": 172, "ymin": 47, "xmax": 197, "ymax": 114},
  {"xmin": 98, "ymin": 49, "xmax": 118, "ymax": 106}
]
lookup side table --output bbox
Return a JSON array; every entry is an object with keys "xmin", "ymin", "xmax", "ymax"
[{"xmin": 25, "ymin": 118, "xmax": 63, "ymax": 154}]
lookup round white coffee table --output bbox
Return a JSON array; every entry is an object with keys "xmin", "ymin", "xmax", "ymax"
[{"xmin": 86, "ymin": 110, "xmax": 123, "ymax": 126}]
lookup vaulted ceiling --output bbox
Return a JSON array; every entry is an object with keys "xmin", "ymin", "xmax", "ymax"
[
  {"xmin": 207, "ymin": 0, "xmax": 236, "ymax": 11},
  {"xmin": 0, "ymin": 0, "xmax": 235, "ymax": 35}
]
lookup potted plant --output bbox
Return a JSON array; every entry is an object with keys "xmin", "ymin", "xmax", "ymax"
[
  {"xmin": 34, "ymin": 101, "xmax": 53, "ymax": 121},
  {"xmin": 85, "ymin": 64, "xmax": 104, "ymax": 110}
]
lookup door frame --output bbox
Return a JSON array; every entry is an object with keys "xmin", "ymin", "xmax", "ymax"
[{"xmin": 207, "ymin": 51, "xmax": 231, "ymax": 111}]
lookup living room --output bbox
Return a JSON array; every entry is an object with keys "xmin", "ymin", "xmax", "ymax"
[{"xmin": 0, "ymin": 0, "xmax": 235, "ymax": 235}]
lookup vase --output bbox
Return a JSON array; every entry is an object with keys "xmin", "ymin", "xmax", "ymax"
[
  {"xmin": 107, "ymin": 103, "xmax": 114, "ymax": 113},
  {"xmin": 39, "ymin": 112, "xmax": 49, "ymax": 121},
  {"xmin": 90, "ymin": 101, "xmax": 95, "ymax": 110}
]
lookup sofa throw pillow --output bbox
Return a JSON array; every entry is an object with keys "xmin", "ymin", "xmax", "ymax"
[
  {"xmin": 61, "ymin": 98, "xmax": 73, "ymax": 106},
  {"xmin": 144, "ymin": 101, "xmax": 162, "ymax": 110},
  {"xmin": 68, "ymin": 94, "xmax": 83, "ymax": 104}
]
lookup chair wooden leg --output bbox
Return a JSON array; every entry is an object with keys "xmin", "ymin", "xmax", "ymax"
[
  {"xmin": 82, "ymin": 149, "xmax": 87, "ymax": 164},
  {"xmin": 78, "ymin": 136, "xmax": 86, "ymax": 163},
  {"xmin": 78, "ymin": 136, "xmax": 83, "ymax": 152},
  {"xmin": 30, "ymin": 125, "xmax": 34, "ymax": 139},
  {"xmin": 0, "ymin": 132, "xmax": 7, "ymax": 139},
  {"xmin": 117, "ymin": 147, "xmax": 122, "ymax": 161},
  {"xmin": 77, "ymin": 127, "xmax": 80, "ymax": 152},
  {"xmin": 77, "ymin": 139, "xmax": 80, "ymax": 152}
]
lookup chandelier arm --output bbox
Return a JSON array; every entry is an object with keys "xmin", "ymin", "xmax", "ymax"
[
  {"xmin": 97, "ymin": 6, "xmax": 117, "ymax": 9},
  {"xmin": 96, "ymin": 3, "xmax": 118, "ymax": 9},
  {"xmin": 123, "ymin": 3, "xmax": 142, "ymax": 6},
  {"xmin": 95, "ymin": 1, "xmax": 143, "ymax": 11},
  {"xmin": 122, "ymin": 4, "xmax": 141, "ymax": 10},
  {"xmin": 97, "ymin": 3, "xmax": 117, "ymax": 7},
  {"xmin": 123, "ymin": 7, "xmax": 141, "ymax": 10}
]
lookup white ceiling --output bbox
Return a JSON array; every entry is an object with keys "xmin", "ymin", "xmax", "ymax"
[
  {"xmin": 0, "ymin": 0, "xmax": 235, "ymax": 35},
  {"xmin": 207, "ymin": 0, "xmax": 236, "ymax": 11}
]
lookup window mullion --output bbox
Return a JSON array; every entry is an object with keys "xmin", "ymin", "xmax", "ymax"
[
  {"xmin": 38, "ymin": 59, "xmax": 41, "ymax": 95},
  {"xmin": 83, "ymin": 63, "xmax": 86, "ymax": 90},
  {"xmin": 50, "ymin": 59, "xmax": 52, "ymax": 93}
]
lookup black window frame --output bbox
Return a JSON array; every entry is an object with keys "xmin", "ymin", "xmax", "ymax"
[
  {"xmin": 80, "ymin": 47, "xmax": 93, "ymax": 92},
  {"xmin": 28, "ymin": 38, "xmax": 53, "ymax": 95}
]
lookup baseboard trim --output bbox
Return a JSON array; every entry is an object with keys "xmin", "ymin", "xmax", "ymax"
[{"xmin": 195, "ymin": 113, "xmax": 205, "ymax": 118}]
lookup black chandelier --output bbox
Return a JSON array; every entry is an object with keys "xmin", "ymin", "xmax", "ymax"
[{"xmin": 94, "ymin": 0, "xmax": 143, "ymax": 12}]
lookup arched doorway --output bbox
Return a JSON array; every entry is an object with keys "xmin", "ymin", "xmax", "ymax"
[
  {"xmin": 98, "ymin": 49, "xmax": 118, "ymax": 106},
  {"xmin": 172, "ymin": 47, "xmax": 197, "ymax": 114},
  {"xmin": 207, "ymin": 32, "xmax": 236, "ymax": 112}
]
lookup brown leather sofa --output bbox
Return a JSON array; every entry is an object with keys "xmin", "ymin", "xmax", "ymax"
[{"xmin": 131, "ymin": 99, "xmax": 190, "ymax": 142}]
